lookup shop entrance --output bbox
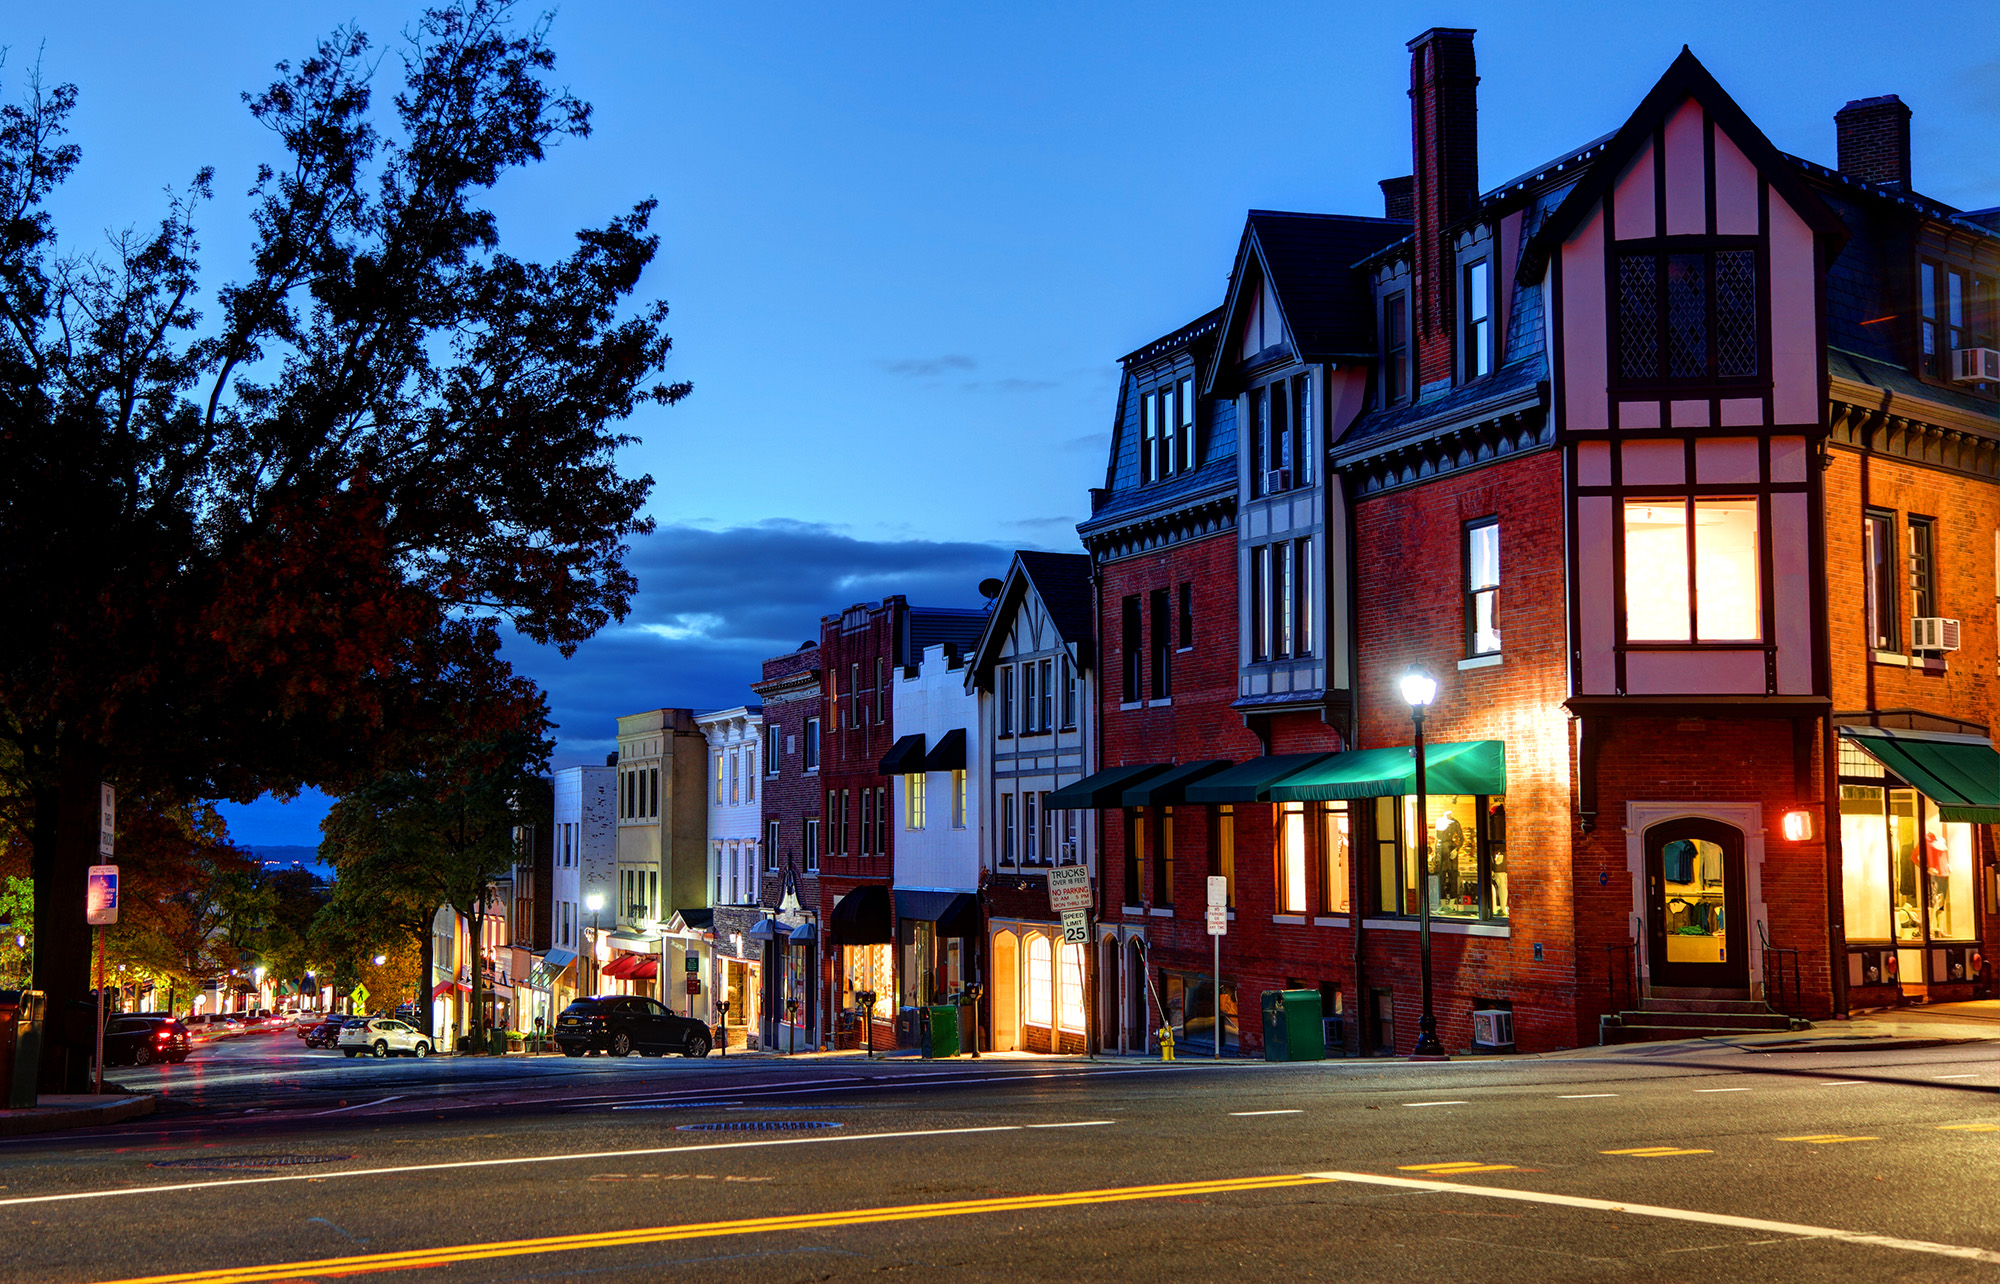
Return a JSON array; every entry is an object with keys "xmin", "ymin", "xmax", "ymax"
[{"xmin": 1644, "ymin": 817, "xmax": 1748, "ymax": 990}]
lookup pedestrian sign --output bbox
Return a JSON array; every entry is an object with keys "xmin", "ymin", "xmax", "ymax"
[
  {"xmin": 350, "ymin": 982, "xmax": 371, "ymax": 1011},
  {"xmin": 1061, "ymin": 909, "xmax": 1089, "ymax": 943},
  {"xmin": 86, "ymin": 865, "xmax": 119, "ymax": 925}
]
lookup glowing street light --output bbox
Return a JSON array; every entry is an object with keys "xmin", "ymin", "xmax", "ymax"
[
  {"xmin": 373, "ymin": 955, "xmax": 387, "ymax": 967},
  {"xmin": 1402, "ymin": 664, "xmax": 1447, "ymax": 1061}
]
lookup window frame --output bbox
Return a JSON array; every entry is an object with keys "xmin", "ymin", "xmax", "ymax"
[
  {"xmin": 802, "ymin": 718, "xmax": 820, "ymax": 773},
  {"xmin": 1613, "ymin": 240, "xmax": 1764, "ymax": 390},
  {"xmin": 1371, "ymin": 793, "xmax": 1509, "ymax": 923},
  {"xmin": 1461, "ymin": 257, "xmax": 1493, "ymax": 381},
  {"xmin": 1149, "ymin": 588, "xmax": 1172, "ymax": 700},
  {"xmin": 905, "ymin": 772, "xmax": 925, "ymax": 830},
  {"xmin": 1864, "ymin": 509, "xmax": 1898, "ymax": 652},
  {"xmin": 1908, "ymin": 514, "xmax": 1937, "ymax": 627},
  {"xmin": 1383, "ymin": 290, "xmax": 1410, "ymax": 405},
  {"xmin": 1464, "ymin": 517, "xmax": 1501, "ymax": 657},
  {"xmin": 1620, "ymin": 495, "xmax": 1765, "ymax": 645}
]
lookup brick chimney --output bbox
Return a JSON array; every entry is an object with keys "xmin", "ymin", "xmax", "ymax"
[
  {"xmin": 1408, "ymin": 27, "xmax": 1479, "ymax": 391},
  {"xmin": 1835, "ymin": 95, "xmax": 1911, "ymax": 190},
  {"xmin": 1380, "ymin": 175, "xmax": 1415, "ymax": 223}
]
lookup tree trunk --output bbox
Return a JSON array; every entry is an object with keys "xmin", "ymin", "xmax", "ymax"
[
  {"xmin": 415, "ymin": 912, "xmax": 435, "ymax": 1039},
  {"xmin": 31, "ymin": 751, "xmax": 106, "ymax": 1092}
]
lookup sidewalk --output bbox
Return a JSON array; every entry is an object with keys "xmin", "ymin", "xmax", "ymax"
[
  {"xmin": 0, "ymin": 1093, "xmax": 156, "ymax": 1137},
  {"xmin": 1549, "ymin": 999, "xmax": 2000, "ymax": 1058}
]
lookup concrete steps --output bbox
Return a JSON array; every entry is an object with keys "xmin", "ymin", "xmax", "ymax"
[{"xmin": 1599, "ymin": 993, "xmax": 1809, "ymax": 1044}]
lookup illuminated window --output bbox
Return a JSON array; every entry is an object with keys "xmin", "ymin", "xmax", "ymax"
[
  {"xmin": 1374, "ymin": 794, "xmax": 1507, "ymax": 921},
  {"xmin": 1213, "ymin": 805, "xmax": 1235, "ymax": 908},
  {"xmin": 1465, "ymin": 519, "xmax": 1500, "ymax": 656},
  {"xmin": 1026, "ymin": 936, "xmax": 1053, "ymax": 1026},
  {"xmin": 905, "ymin": 773, "xmax": 925, "ymax": 830},
  {"xmin": 1277, "ymin": 801, "xmax": 1307, "ymax": 914},
  {"xmin": 1321, "ymin": 804, "xmax": 1350, "ymax": 914},
  {"xmin": 1057, "ymin": 943, "xmax": 1086, "ymax": 1032},
  {"xmin": 951, "ymin": 770, "xmax": 967, "ymax": 829},
  {"xmin": 1623, "ymin": 499, "xmax": 1760, "ymax": 642}
]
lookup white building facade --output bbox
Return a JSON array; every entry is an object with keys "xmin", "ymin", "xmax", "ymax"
[
  {"xmin": 697, "ymin": 706, "xmax": 765, "ymax": 909},
  {"xmin": 886, "ymin": 642, "xmax": 981, "ymax": 1011},
  {"xmin": 552, "ymin": 763, "xmax": 617, "ymax": 1007}
]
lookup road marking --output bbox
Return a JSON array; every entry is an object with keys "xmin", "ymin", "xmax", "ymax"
[
  {"xmin": 1025, "ymin": 1121, "xmax": 1116, "ymax": 1129},
  {"xmin": 1556, "ymin": 1094, "xmax": 1618, "ymax": 1099},
  {"xmin": 1932, "ymin": 1074, "xmax": 1978, "ymax": 1080},
  {"xmin": 1402, "ymin": 1101, "xmax": 1468, "ymax": 1108},
  {"xmin": 1304, "ymin": 1171, "xmax": 2000, "ymax": 1267},
  {"xmin": 1820, "ymin": 1081, "xmax": 1866, "ymax": 1087},
  {"xmin": 1601, "ymin": 1147, "xmax": 1712, "ymax": 1157},
  {"xmin": 1937, "ymin": 1123, "xmax": 1999, "ymax": 1132},
  {"xmin": 0, "ymin": 1124, "xmax": 1044, "ymax": 1209},
  {"xmin": 311, "ymin": 1097, "xmax": 405, "ymax": 1117},
  {"xmin": 1694, "ymin": 1087, "xmax": 1750, "ymax": 1093},
  {"xmin": 1230, "ymin": 1109, "xmax": 1304, "ymax": 1116},
  {"xmin": 1399, "ymin": 1161, "xmax": 1521, "ymax": 1174},
  {"xmin": 87, "ymin": 1173, "xmax": 1338, "ymax": 1283},
  {"xmin": 1779, "ymin": 1134, "xmax": 1878, "ymax": 1144}
]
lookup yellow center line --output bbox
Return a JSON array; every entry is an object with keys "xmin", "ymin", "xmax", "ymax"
[
  {"xmin": 91, "ymin": 1174, "xmax": 1336, "ymax": 1284},
  {"xmin": 1601, "ymin": 1147, "xmax": 1713, "ymax": 1157},
  {"xmin": 1779, "ymin": 1134, "xmax": 1878, "ymax": 1144},
  {"xmin": 1938, "ymin": 1123, "xmax": 1999, "ymax": 1132}
]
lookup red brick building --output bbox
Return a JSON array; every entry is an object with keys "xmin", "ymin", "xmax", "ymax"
[{"xmin": 748, "ymin": 641, "xmax": 823, "ymax": 1051}]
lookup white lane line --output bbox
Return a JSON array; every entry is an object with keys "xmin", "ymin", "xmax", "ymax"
[
  {"xmin": 0, "ymin": 1124, "xmax": 1033, "ymax": 1209},
  {"xmin": 1403, "ymin": 1101, "xmax": 1468, "ymax": 1108},
  {"xmin": 1694, "ymin": 1087, "xmax": 1751, "ymax": 1093},
  {"xmin": 1932, "ymin": 1074, "xmax": 1978, "ymax": 1080},
  {"xmin": 311, "ymin": 1096, "xmax": 405, "ymax": 1116},
  {"xmin": 1308, "ymin": 1170, "xmax": 2000, "ymax": 1267},
  {"xmin": 1822, "ymin": 1081, "xmax": 1866, "ymax": 1087},
  {"xmin": 1026, "ymin": 1121, "xmax": 1118, "ymax": 1129},
  {"xmin": 1557, "ymin": 1094, "xmax": 1618, "ymax": 1099},
  {"xmin": 1231, "ymin": 1109, "xmax": 1305, "ymax": 1116}
]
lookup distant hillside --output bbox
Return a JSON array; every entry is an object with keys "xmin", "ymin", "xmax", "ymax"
[{"xmin": 244, "ymin": 845, "xmax": 334, "ymax": 882}]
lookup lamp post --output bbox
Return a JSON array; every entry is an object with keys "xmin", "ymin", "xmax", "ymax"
[{"xmin": 1400, "ymin": 664, "xmax": 1448, "ymax": 1061}]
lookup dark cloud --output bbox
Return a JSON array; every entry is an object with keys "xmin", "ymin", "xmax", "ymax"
[
  {"xmin": 875, "ymin": 355, "xmax": 977, "ymax": 377},
  {"xmin": 503, "ymin": 521, "xmax": 1018, "ymax": 763}
]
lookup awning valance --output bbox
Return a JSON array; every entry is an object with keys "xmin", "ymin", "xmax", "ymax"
[
  {"xmin": 879, "ymin": 734, "xmax": 928, "ymax": 775},
  {"xmin": 787, "ymin": 920, "xmax": 818, "ymax": 942},
  {"xmin": 1183, "ymin": 753, "xmax": 1340, "ymax": 803},
  {"xmin": 745, "ymin": 918, "xmax": 780, "ymax": 941},
  {"xmin": 893, "ymin": 889, "xmax": 980, "ymax": 937},
  {"xmin": 1122, "ymin": 760, "xmax": 1233, "ymax": 807},
  {"xmin": 1840, "ymin": 727, "xmax": 2000, "ymax": 822},
  {"xmin": 1266, "ymin": 741, "xmax": 1508, "ymax": 802},
  {"xmin": 829, "ymin": 885, "xmax": 894, "ymax": 945},
  {"xmin": 1045, "ymin": 763, "xmax": 1171, "ymax": 809},
  {"xmin": 601, "ymin": 954, "xmax": 657, "ymax": 980},
  {"xmin": 921, "ymin": 728, "xmax": 968, "ymax": 772}
]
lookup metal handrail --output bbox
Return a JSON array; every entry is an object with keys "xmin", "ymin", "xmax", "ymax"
[{"xmin": 1757, "ymin": 920, "xmax": 1804, "ymax": 1018}]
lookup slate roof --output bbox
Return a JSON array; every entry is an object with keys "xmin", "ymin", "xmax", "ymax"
[
  {"xmin": 1244, "ymin": 212, "xmax": 1410, "ymax": 360},
  {"xmin": 1015, "ymin": 551, "xmax": 1094, "ymax": 647},
  {"xmin": 904, "ymin": 607, "xmax": 990, "ymax": 667}
]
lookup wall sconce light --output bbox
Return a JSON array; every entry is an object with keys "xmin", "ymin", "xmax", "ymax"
[{"xmin": 1782, "ymin": 810, "xmax": 1814, "ymax": 842}]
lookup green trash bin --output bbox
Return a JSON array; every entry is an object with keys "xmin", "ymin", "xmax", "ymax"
[
  {"xmin": 927, "ymin": 1004, "xmax": 959, "ymax": 1059},
  {"xmin": 488, "ymin": 1028, "xmax": 508, "ymax": 1056},
  {"xmin": 1260, "ymin": 990, "xmax": 1325, "ymax": 1062}
]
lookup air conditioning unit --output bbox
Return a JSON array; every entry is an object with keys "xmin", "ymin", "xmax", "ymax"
[
  {"xmin": 1470, "ymin": 1008, "xmax": 1515, "ymax": 1050},
  {"xmin": 1912, "ymin": 617, "xmax": 1962, "ymax": 652},
  {"xmin": 1262, "ymin": 468, "xmax": 1291, "ymax": 493},
  {"xmin": 1952, "ymin": 347, "xmax": 2000, "ymax": 383}
]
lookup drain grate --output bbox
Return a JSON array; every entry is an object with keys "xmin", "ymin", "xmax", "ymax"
[
  {"xmin": 152, "ymin": 1154, "xmax": 352, "ymax": 1171},
  {"xmin": 675, "ymin": 1121, "xmax": 843, "ymax": 1132}
]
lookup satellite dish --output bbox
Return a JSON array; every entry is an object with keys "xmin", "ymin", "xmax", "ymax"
[{"xmin": 978, "ymin": 577, "xmax": 1004, "ymax": 601}]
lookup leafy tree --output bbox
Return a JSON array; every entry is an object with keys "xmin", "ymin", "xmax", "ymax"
[
  {"xmin": 100, "ymin": 797, "xmax": 260, "ymax": 1014},
  {"xmin": 0, "ymin": 3, "xmax": 680, "ymax": 1082}
]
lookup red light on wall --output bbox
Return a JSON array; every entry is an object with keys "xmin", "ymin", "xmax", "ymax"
[{"xmin": 1782, "ymin": 810, "xmax": 1814, "ymax": 842}]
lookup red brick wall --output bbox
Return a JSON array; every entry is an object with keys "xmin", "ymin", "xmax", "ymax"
[
  {"xmin": 1409, "ymin": 28, "xmax": 1479, "ymax": 390},
  {"xmin": 754, "ymin": 646, "xmax": 822, "ymax": 911}
]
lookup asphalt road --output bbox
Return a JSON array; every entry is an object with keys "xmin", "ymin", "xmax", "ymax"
[{"xmin": 0, "ymin": 1032, "xmax": 1994, "ymax": 1283}]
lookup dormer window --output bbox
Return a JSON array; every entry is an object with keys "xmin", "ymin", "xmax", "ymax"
[
  {"xmin": 1616, "ymin": 247, "xmax": 1759, "ymax": 385},
  {"xmin": 1384, "ymin": 291, "xmax": 1411, "ymax": 404},
  {"xmin": 1138, "ymin": 377, "xmax": 1197, "ymax": 484},
  {"xmin": 1462, "ymin": 259, "xmax": 1492, "ymax": 380}
]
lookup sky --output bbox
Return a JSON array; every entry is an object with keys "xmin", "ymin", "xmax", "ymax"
[{"xmin": 14, "ymin": 3, "xmax": 1996, "ymax": 844}]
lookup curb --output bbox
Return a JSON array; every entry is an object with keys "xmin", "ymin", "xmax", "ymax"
[{"xmin": 0, "ymin": 1094, "xmax": 156, "ymax": 1137}]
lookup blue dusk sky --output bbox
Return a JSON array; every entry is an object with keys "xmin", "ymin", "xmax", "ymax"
[{"xmin": 13, "ymin": 3, "xmax": 1995, "ymax": 844}]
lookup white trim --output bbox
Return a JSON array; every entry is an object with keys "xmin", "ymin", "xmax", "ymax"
[
  {"xmin": 1457, "ymin": 653, "xmax": 1503, "ymax": 671},
  {"xmin": 1147, "ymin": 907, "xmax": 1175, "ymax": 918},
  {"xmin": 1873, "ymin": 650, "xmax": 1911, "ymax": 667},
  {"xmin": 1361, "ymin": 917, "xmax": 1510, "ymax": 938},
  {"xmin": 1272, "ymin": 914, "xmax": 1307, "ymax": 926},
  {"xmin": 1623, "ymin": 800, "xmax": 1767, "ymax": 996},
  {"xmin": 1312, "ymin": 915, "xmax": 1350, "ymax": 928}
]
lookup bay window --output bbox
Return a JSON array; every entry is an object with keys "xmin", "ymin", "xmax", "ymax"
[
  {"xmin": 1839, "ymin": 744, "xmax": 1978, "ymax": 948},
  {"xmin": 1462, "ymin": 258, "xmax": 1492, "ymax": 379},
  {"xmin": 1623, "ymin": 499, "xmax": 1760, "ymax": 642}
]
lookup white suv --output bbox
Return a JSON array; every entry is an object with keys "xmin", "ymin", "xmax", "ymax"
[{"xmin": 337, "ymin": 1017, "xmax": 433, "ymax": 1059}]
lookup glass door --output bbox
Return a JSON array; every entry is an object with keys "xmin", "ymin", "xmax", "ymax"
[{"xmin": 1645, "ymin": 818, "xmax": 1748, "ymax": 989}]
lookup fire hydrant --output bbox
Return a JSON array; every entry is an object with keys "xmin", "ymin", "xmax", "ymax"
[{"xmin": 1158, "ymin": 1024, "xmax": 1176, "ymax": 1062}]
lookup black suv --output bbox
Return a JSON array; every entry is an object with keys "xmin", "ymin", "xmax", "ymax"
[
  {"xmin": 103, "ymin": 1014, "xmax": 191, "ymax": 1066},
  {"xmin": 554, "ymin": 997, "xmax": 711, "ymax": 1058}
]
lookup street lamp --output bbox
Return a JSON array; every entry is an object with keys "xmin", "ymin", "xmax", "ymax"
[
  {"xmin": 373, "ymin": 955, "xmax": 387, "ymax": 967},
  {"xmin": 1400, "ymin": 664, "xmax": 1447, "ymax": 1061}
]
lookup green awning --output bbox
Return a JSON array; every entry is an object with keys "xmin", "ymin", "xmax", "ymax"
[
  {"xmin": 1265, "ymin": 741, "xmax": 1507, "ymax": 802},
  {"xmin": 1840, "ymin": 727, "xmax": 2000, "ymax": 823},
  {"xmin": 1182, "ymin": 753, "xmax": 1340, "ymax": 804},
  {"xmin": 1045, "ymin": 763, "xmax": 1171, "ymax": 809},
  {"xmin": 1122, "ymin": 760, "xmax": 1234, "ymax": 807}
]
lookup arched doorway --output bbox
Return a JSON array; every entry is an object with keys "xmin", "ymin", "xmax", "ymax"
[
  {"xmin": 1125, "ymin": 937, "xmax": 1147, "ymax": 1052},
  {"xmin": 992, "ymin": 931, "xmax": 1020, "ymax": 1052},
  {"xmin": 1645, "ymin": 817, "xmax": 1749, "ymax": 990}
]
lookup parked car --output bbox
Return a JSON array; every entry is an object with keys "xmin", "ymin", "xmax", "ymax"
[
  {"xmin": 553, "ymin": 996, "xmax": 711, "ymax": 1059},
  {"xmin": 303, "ymin": 1017, "xmax": 346, "ymax": 1048},
  {"xmin": 103, "ymin": 1015, "xmax": 191, "ymax": 1066},
  {"xmin": 184, "ymin": 1014, "xmax": 243, "ymax": 1038},
  {"xmin": 337, "ymin": 1016, "xmax": 433, "ymax": 1058}
]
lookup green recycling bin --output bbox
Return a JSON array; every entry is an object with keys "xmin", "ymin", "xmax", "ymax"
[
  {"xmin": 488, "ymin": 1028, "xmax": 508, "ymax": 1056},
  {"xmin": 927, "ymin": 1004, "xmax": 959, "ymax": 1058},
  {"xmin": 1260, "ymin": 989, "xmax": 1325, "ymax": 1062}
]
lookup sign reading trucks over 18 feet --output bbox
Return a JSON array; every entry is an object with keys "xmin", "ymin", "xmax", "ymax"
[{"xmin": 1047, "ymin": 865, "xmax": 1092, "ymax": 914}]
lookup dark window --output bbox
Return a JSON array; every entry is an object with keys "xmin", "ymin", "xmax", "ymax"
[
  {"xmin": 1250, "ymin": 546, "xmax": 1270, "ymax": 662},
  {"xmin": 1273, "ymin": 541, "xmax": 1294, "ymax": 659},
  {"xmin": 1465, "ymin": 519, "xmax": 1500, "ymax": 656},
  {"xmin": 1617, "ymin": 248, "xmax": 1759, "ymax": 384},
  {"xmin": 1022, "ymin": 662, "xmax": 1037, "ymax": 733},
  {"xmin": 765, "ymin": 820, "xmax": 780, "ymax": 872},
  {"xmin": 1248, "ymin": 386, "xmax": 1268, "ymax": 498},
  {"xmin": 1139, "ymin": 390, "xmax": 1157, "ymax": 484},
  {"xmin": 803, "ymin": 718, "xmax": 820, "ymax": 771},
  {"xmin": 876, "ymin": 786, "xmax": 887, "ymax": 853},
  {"xmin": 1150, "ymin": 588, "xmax": 1172, "ymax": 700},
  {"xmin": 1177, "ymin": 376, "xmax": 1196, "ymax": 471},
  {"xmin": 1060, "ymin": 655, "xmax": 1077, "ymax": 728},
  {"xmin": 1038, "ymin": 658, "xmax": 1054, "ymax": 730},
  {"xmin": 1153, "ymin": 807, "xmax": 1175, "ymax": 907},
  {"xmin": 1269, "ymin": 378, "xmax": 1291, "ymax": 484},
  {"xmin": 1124, "ymin": 809, "xmax": 1145, "ymax": 907},
  {"xmin": 648, "ymin": 768, "xmax": 658, "ymax": 818},
  {"xmin": 1293, "ymin": 537, "xmax": 1313, "ymax": 659},
  {"xmin": 860, "ymin": 788, "xmax": 873, "ymax": 855},
  {"xmin": 1384, "ymin": 292, "xmax": 1410, "ymax": 403},
  {"xmin": 1121, "ymin": 595, "xmax": 1142, "ymax": 702},
  {"xmin": 998, "ymin": 665, "xmax": 1014, "ymax": 735},
  {"xmin": 1178, "ymin": 582, "xmax": 1193, "ymax": 648},
  {"xmin": 1864, "ymin": 510, "xmax": 1897, "ymax": 651},
  {"xmin": 1908, "ymin": 516, "xmax": 1936, "ymax": 623},
  {"xmin": 764, "ymin": 728, "xmax": 778, "ymax": 777},
  {"xmin": 1463, "ymin": 259, "xmax": 1492, "ymax": 379},
  {"xmin": 1920, "ymin": 262, "xmax": 1994, "ymax": 380},
  {"xmin": 1292, "ymin": 372, "xmax": 1313, "ymax": 486},
  {"xmin": 804, "ymin": 819, "xmax": 820, "ymax": 871}
]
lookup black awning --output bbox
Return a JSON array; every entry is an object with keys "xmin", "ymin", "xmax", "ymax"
[
  {"xmin": 829, "ymin": 885, "xmax": 894, "ymax": 945},
  {"xmin": 1121, "ymin": 759, "xmax": 1234, "ymax": 806},
  {"xmin": 879, "ymin": 734, "xmax": 928, "ymax": 775},
  {"xmin": 893, "ymin": 889, "xmax": 980, "ymax": 938},
  {"xmin": 921, "ymin": 728, "xmax": 968, "ymax": 772},
  {"xmin": 1045, "ymin": 762, "xmax": 1172, "ymax": 809}
]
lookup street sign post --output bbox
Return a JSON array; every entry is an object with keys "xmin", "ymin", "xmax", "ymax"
[
  {"xmin": 98, "ymin": 784, "xmax": 116, "ymax": 858},
  {"xmin": 1061, "ymin": 909, "xmax": 1089, "ymax": 944},
  {"xmin": 88, "ymin": 857, "xmax": 118, "ymax": 1094},
  {"xmin": 1206, "ymin": 877, "xmax": 1227, "ymax": 1060},
  {"xmin": 1047, "ymin": 865, "xmax": 1092, "ymax": 913}
]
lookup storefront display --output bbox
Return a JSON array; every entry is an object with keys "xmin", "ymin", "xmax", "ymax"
[{"xmin": 1373, "ymin": 793, "xmax": 1508, "ymax": 921}]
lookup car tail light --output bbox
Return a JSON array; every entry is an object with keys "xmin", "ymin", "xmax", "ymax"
[{"xmin": 155, "ymin": 1032, "xmax": 171, "ymax": 1041}]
